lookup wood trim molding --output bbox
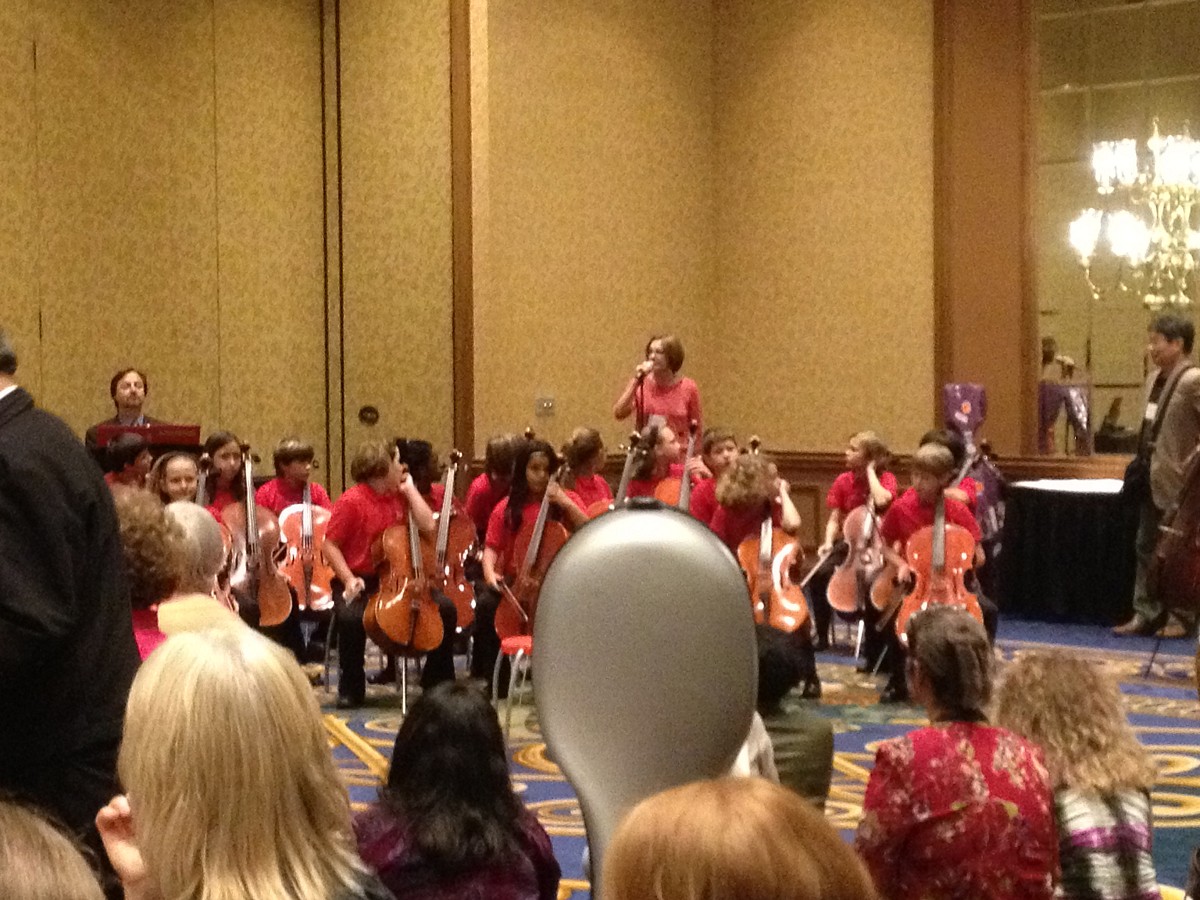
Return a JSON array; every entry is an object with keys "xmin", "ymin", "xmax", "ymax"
[{"xmin": 449, "ymin": 0, "xmax": 474, "ymax": 456}]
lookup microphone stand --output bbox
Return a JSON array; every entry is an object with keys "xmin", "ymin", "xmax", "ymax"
[{"xmin": 634, "ymin": 376, "xmax": 647, "ymax": 432}]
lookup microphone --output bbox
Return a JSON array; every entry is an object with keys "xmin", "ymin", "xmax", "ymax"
[{"xmin": 635, "ymin": 361, "xmax": 652, "ymax": 382}]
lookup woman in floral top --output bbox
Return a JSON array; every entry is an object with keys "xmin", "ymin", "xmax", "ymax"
[{"xmin": 855, "ymin": 607, "xmax": 1058, "ymax": 899}]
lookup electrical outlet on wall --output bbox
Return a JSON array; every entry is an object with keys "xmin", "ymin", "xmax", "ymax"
[{"xmin": 535, "ymin": 396, "xmax": 555, "ymax": 417}]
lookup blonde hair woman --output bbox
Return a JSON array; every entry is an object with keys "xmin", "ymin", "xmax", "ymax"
[
  {"xmin": 996, "ymin": 653, "xmax": 1161, "ymax": 900},
  {"xmin": 0, "ymin": 800, "xmax": 104, "ymax": 899},
  {"xmin": 604, "ymin": 776, "xmax": 876, "ymax": 900},
  {"xmin": 95, "ymin": 628, "xmax": 391, "ymax": 900}
]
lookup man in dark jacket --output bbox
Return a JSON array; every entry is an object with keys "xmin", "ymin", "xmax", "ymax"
[{"xmin": 0, "ymin": 328, "xmax": 139, "ymax": 885}]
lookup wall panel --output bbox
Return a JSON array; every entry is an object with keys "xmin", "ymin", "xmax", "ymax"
[
  {"xmin": 214, "ymin": 0, "xmax": 326, "ymax": 457},
  {"xmin": 35, "ymin": 0, "xmax": 219, "ymax": 437},
  {"xmin": 713, "ymin": 0, "xmax": 936, "ymax": 452},
  {"xmin": 476, "ymin": 0, "xmax": 717, "ymax": 454},
  {"xmin": 339, "ymin": 0, "xmax": 454, "ymax": 458},
  {"xmin": 0, "ymin": 1, "xmax": 38, "ymax": 396}
]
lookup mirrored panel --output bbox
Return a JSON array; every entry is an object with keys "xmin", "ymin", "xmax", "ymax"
[{"xmin": 1035, "ymin": 0, "xmax": 1200, "ymax": 455}]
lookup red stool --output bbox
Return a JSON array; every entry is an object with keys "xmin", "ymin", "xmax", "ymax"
[{"xmin": 491, "ymin": 634, "xmax": 533, "ymax": 737}]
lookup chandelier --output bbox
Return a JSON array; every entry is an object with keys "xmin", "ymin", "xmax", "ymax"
[{"xmin": 1068, "ymin": 119, "xmax": 1200, "ymax": 309}]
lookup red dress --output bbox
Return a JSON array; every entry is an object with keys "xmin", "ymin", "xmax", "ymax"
[{"xmin": 856, "ymin": 722, "xmax": 1058, "ymax": 900}]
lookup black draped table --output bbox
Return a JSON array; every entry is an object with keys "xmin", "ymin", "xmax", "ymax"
[{"xmin": 996, "ymin": 478, "xmax": 1139, "ymax": 625}]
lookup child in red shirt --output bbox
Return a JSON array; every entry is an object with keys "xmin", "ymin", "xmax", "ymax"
[
  {"xmin": 688, "ymin": 427, "xmax": 738, "ymax": 526},
  {"xmin": 199, "ymin": 431, "xmax": 244, "ymax": 522},
  {"xmin": 562, "ymin": 426, "xmax": 612, "ymax": 512},
  {"xmin": 254, "ymin": 437, "xmax": 332, "ymax": 516},
  {"xmin": 919, "ymin": 428, "xmax": 981, "ymax": 511},
  {"xmin": 625, "ymin": 422, "xmax": 685, "ymax": 499},
  {"xmin": 709, "ymin": 453, "xmax": 800, "ymax": 552},
  {"xmin": 479, "ymin": 440, "xmax": 587, "ymax": 695},
  {"xmin": 875, "ymin": 444, "xmax": 996, "ymax": 703},
  {"xmin": 323, "ymin": 440, "xmax": 436, "ymax": 708},
  {"xmin": 809, "ymin": 431, "xmax": 898, "ymax": 651},
  {"xmin": 464, "ymin": 433, "xmax": 521, "ymax": 541}
]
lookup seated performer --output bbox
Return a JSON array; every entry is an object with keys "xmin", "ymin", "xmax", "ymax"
[
  {"xmin": 919, "ymin": 428, "xmax": 980, "ymax": 510},
  {"xmin": 624, "ymin": 422, "xmax": 684, "ymax": 498},
  {"xmin": 322, "ymin": 440, "xmax": 436, "ymax": 708},
  {"xmin": 465, "ymin": 432, "xmax": 522, "ymax": 541},
  {"xmin": 856, "ymin": 607, "xmax": 1057, "ymax": 899},
  {"xmin": 808, "ymin": 431, "xmax": 897, "ymax": 651},
  {"xmin": 875, "ymin": 444, "xmax": 997, "ymax": 703},
  {"xmin": 709, "ymin": 451, "xmax": 801, "ymax": 552},
  {"xmin": 198, "ymin": 430, "xmax": 244, "ymax": 521},
  {"xmin": 612, "ymin": 333, "xmax": 703, "ymax": 439},
  {"xmin": 687, "ymin": 426, "xmax": 738, "ymax": 526},
  {"xmin": 103, "ymin": 432, "xmax": 153, "ymax": 494},
  {"xmin": 146, "ymin": 451, "xmax": 199, "ymax": 504},
  {"xmin": 562, "ymin": 426, "xmax": 612, "ymax": 510},
  {"xmin": 481, "ymin": 439, "xmax": 587, "ymax": 694},
  {"xmin": 254, "ymin": 436, "xmax": 332, "ymax": 516},
  {"xmin": 84, "ymin": 367, "xmax": 161, "ymax": 461}
]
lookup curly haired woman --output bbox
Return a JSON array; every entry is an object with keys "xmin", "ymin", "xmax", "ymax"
[{"xmin": 997, "ymin": 653, "xmax": 1162, "ymax": 900}]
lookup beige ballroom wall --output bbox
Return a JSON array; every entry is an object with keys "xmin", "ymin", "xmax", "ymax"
[
  {"xmin": 711, "ymin": 0, "xmax": 936, "ymax": 452},
  {"xmin": 9, "ymin": 0, "xmax": 326, "ymax": 462},
  {"xmin": 0, "ymin": 1, "xmax": 39, "ymax": 398},
  {"xmin": 473, "ymin": 0, "xmax": 718, "ymax": 455},
  {"xmin": 338, "ymin": 0, "xmax": 454, "ymax": 460}
]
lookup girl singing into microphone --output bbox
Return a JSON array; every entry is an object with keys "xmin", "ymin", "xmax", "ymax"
[{"xmin": 612, "ymin": 333, "xmax": 703, "ymax": 438}]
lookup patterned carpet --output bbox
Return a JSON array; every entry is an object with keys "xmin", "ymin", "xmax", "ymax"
[{"xmin": 322, "ymin": 621, "xmax": 1200, "ymax": 899}]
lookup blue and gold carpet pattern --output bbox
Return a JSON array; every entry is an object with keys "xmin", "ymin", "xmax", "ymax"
[{"xmin": 323, "ymin": 622, "xmax": 1200, "ymax": 899}]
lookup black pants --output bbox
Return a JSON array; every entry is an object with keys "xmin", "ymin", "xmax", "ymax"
[
  {"xmin": 237, "ymin": 584, "xmax": 306, "ymax": 661},
  {"xmin": 333, "ymin": 574, "xmax": 378, "ymax": 702},
  {"xmin": 419, "ymin": 590, "xmax": 459, "ymax": 689},
  {"xmin": 469, "ymin": 581, "xmax": 511, "ymax": 697}
]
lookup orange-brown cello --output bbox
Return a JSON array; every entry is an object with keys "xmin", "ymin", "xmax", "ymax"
[
  {"xmin": 222, "ymin": 445, "xmax": 293, "ymax": 627},
  {"xmin": 736, "ymin": 438, "xmax": 810, "ymax": 634},
  {"xmin": 826, "ymin": 502, "xmax": 884, "ymax": 615},
  {"xmin": 195, "ymin": 453, "xmax": 237, "ymax": 613},
  {"xmin": 420, "ymin": 449, "xmax": 476, "ymax": 630},
  {"xmin": 654, "ymin": 420, "xmax": 699, "ymax": 510},
  {"xmin": 278, "ymin": 481, "xmax": 335, "ymax": 611},
  {"xmin": 892, "ymin": 496, "xmax": 983, "ymax": 643},
  {"xmin": 366, "ymin": 509, "xmax": 445, "ymax": 656},
  {"xmin": 495, "ymin": 468, "xmax": 571, "ymax": 638}
]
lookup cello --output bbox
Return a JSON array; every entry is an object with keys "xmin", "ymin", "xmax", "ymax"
[
  {"xmin": 736, "ymin": 438, "xmax": 810, "ymax": 634},
  {"xmin": 421, "ymin": 449, "xmax": 476, "ymax": 630},
  {"xmin": 586, "ymin": 432, "xmax": 640, "ymax": 518},
  {"xmin": 278, "ymin": 481, "xmax": 335, "ymax": 611},
  {"xmin": 1150, "ymin": 448, "xmax": 1200, "ymax": 620},
  {"xmin": 495, "ymin": 468, "xmax": 571, "ymax": 638},
  {"xmin": 826, "ymin": 501, "xmax": 885, "ymax": 616},
  {"xmin": 222, "ymin": 445, "xmax": 293, "ymax": 627},
  {"xmin": 195, "ymin": 454, "xmax": 238, "ymax": 614},
  {"xmin": 892, "ymin": 495, "xmax": 983, "ymax": 643},
  {"xmin": 366, "ymin": 509, "xmax": 445, "ymax": 656},
  {"xmin": 654, "ymin": 420, "xmax": 699, "ymax": 510}
]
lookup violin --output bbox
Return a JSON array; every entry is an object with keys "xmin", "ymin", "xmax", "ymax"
[
  {"xmin": 421, "ymin": 450, "xmax": 475, "ymax": 629},
  {"xmin": 587, "ymin": 431, "xmax": 640, "ymax": 518},
  {"xmin": 1150, "ymin": 449, "xmax": 1200, "ymax": 618},
  {"xmin": 826, "ymin": 502, "xmax": 884, "ymax": 615},
  {"xmin": 278, "ymin": 481, "xmax": 335, "ymax": 611},
  {"xmin": 196, "ymin": 454, "xmax": 237, "ymax": 614},
  {"xmin": 367, "ymin": 509, "xmax": 445, "ymax": 656},
  {"xmin": 892, "ymin": 496, "xmax": 983, "ymax": 643},
  {"xmin": 735, "ymin": 438, "xmax": 810, "ymax": 634},
  {"xmin": 222, "ymin": 445, "xmax": 293, "ymax": 626},
  {"xmin": 654, "ymin": 420, "xmax": 699, "ymax": 510},
  {"xmin": 495, "ymin": 469, "xmax": 571, "ymax": 638}
]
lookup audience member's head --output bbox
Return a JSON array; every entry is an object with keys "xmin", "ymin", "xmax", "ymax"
[
  {"xmin": 382, "ymin": 681, "xmax": 526, "ymax": 868},
  {"xmin": 115, "ymin": 491, "xmax": 186, "ymax": 610},
  {"xmin": 0, "ymin": 328, "xmax": 17, "ymax": 377},
  {"xmin": 604, "ymin": 776, "xmax": 876, "ymax": 900},
  {"xmin": 996, "ymin": 653, "xmax": 1156, "ymax": 794},
  {"xmin": 115, "ymin": 628, "xmax": 366, "ymax": 899},
  {"xmin": 0, "ymin": 800, "xmax": 104, "ymax": 900},
  {"xmin": 163, "ymin": 501, "xmax": 227, "ymax": 596},
  {"xmin": 757, "ymin": 624, "xmax": 803, "ymax": 713},
  {"xmin": 905, "ymin": 607, "xmax": 992, "ymax": 722}
]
